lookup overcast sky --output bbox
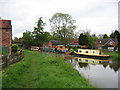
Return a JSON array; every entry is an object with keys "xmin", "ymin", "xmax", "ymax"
[{"xmin": 0, "ymin": 0, "xmax": 119, "ymax": 38}]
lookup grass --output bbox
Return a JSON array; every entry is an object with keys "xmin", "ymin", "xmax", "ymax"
[
  {"xmin": 2, "ymin": 50, "xmax": 95, "ymax": 88},
  {"xmin": 103, "ymin": 51, "xmax": 119, "ymax": 60}
]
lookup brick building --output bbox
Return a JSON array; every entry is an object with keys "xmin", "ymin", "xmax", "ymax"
[{"xmin": 0, "ymin": 19, "xmax": 12, "ymax": 54}]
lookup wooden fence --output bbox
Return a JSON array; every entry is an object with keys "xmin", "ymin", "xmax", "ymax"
[{"xmin": 1, "ymin": 52, "xmax": 24, "ymax": 69}]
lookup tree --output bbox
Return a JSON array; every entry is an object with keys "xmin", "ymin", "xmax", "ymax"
[
  {"xmin": 49, "ymin": 13, "xmax": 76, "ymax": 45},
  {"xmin": 79, "ymin": 33, "xmax": 89, "ymax": 45},
  {"xmin": 23, "ymin": 31, "xmax": 34, "ymax": 49},
  {"xmin": 13, "ymin": 37, "xmax": 19, "ymax": 42},
  {"xmin": 32, "ymin": 17, "xmax": 46, "ymax": 46},
  {"xmin": 98, "ymin": 34, "xmax": 103, "ymax": 39},
  {"xmin": 88, "ymin": 34, "xmax": 98, "ymax": 49},
  {"xmin": 103, "ymin": 34, "xmax": 108, "ymax": 39},
  {"xmin": 110, "ymin": 30, "xmax": 119, "ymax": 38}
]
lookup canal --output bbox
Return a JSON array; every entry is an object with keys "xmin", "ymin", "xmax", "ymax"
[{"xmin": 63, "ymin": 55, "xmax": 120, "ymax": 88}]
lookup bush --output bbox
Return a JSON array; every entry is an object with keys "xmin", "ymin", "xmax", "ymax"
[
  {"xmin": 12, "ymin": 44, "xmax": 19, "ymax": 52},
  {"xmin": 67, "ymin": 46, "xmax": 80, "ymax": 51},
  {"xmin": 0, "ymin": 51, "xmax": 7, "ymax": 55}
]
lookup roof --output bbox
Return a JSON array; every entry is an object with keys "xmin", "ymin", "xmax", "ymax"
[
  {"xmin": 95, "ymin": 38, "xmax": 118, "ymax": 47},
  {"xmin": 50, "ymin": 40, "xmax": 63, "ymax": 45},
  {"xmin": 68, "ymin": 39, "xmax": 79, "ymax": 45}
]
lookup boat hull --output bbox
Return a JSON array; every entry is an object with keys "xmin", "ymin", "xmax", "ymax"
[{"xmin": 74, "ymin": 52, "xmax": 111, "ymax": 59}]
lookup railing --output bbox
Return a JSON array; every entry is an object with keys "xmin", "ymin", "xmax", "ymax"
[{"xmin": 0, "ymin": 52, "xmax": 24, "ymax": 69}]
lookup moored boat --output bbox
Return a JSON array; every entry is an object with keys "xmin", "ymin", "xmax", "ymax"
[{"xmin": 74, "ymin": 49, "xmax": 111, "ymax": 59}]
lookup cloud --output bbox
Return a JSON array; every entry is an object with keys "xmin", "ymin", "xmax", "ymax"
[{"xmin": 0, "ymin": 0, "xmax": 119, "ymax": 38}]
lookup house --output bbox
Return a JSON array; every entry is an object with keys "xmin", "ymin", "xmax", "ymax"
[
  {"xmin": 42, "ymin": 40, "xmax": 68, "ymax": 52},
  {"xmin": 67, "ymin": 39, "xmax": 79, "ymax": 46},
  {"xmin": 95, "ymin": 38, "xmax": 118, "ymax": 51},
  {"xmin": 0, "ymin": 19, "xmax": 12, "ymax": 54},
  {"xmin": 43, "ymin": 40, "xmax": 62, "ymax": 48}
]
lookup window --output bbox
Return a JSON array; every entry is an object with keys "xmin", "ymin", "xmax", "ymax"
[
  {"xmin": 93, "ymin": 51, "xmax": 95, "ymax": 53},
  {"xmin": 79, "ymin": 50, "xmax": 82, "ymax": 53},
  {"xmin": 79, "ymin": 59, "xmax": 81, "ymax": 61},
  {"xmin": 110, "ymin": 41, "xmax": 113, "ymax": 45},
  {"xmin": 85, "ymin": 51, "xmax": 88, "ymax": 53},
  {"xmin": 93, "ymin": 61, "xmax": 94, "ymax": 63}
]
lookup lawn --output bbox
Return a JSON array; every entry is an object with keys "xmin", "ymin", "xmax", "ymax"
[{"xmin": 2, "ymin": 50, "xmax": 95, "ymax": 88}]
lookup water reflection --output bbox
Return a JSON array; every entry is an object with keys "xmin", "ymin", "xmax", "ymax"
[{"xmin": 66, "ymin": 56, "xmax": 120, "ymax": 88}]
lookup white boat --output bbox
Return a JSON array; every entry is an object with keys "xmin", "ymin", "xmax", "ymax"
[{"xmin": 74, "ymin": 49, "xmax": 111, "ymax": 59}]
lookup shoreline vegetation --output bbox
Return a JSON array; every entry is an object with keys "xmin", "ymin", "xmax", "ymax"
[
  {"xmin": 2, "ymin": 50, "xmax": 95, "ymax": 88},
  {"xmin": 103, "ymin": 51, "xmax": 119, "ymax": 60}
]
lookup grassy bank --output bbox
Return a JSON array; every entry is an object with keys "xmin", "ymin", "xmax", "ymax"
[
  {"xmin": 2, "ymin": 50, "xmax": 95, "ymax": 88},
  {"xmin": 104, "ymin": 52, "xmax": 119, "ymax": 60}
]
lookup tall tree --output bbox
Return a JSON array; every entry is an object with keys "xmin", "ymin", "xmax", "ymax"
[
  {"xmin": 110, "ymin": 30, "xmax": 119, "ymax": 38},
  {"xmin": 79, "ymin": 33, "xmax": 89, "ymax": 45},
  {"xmin": 49, "ymin": 13, "xmax": 76, "ymax": 45},
  {"xmin": 32, "ymin": 17, "xmax": 46, "ymax": 46},
  {"xmin": 103, "ymin": 34, "xmax": 108, "ymax": 39}
]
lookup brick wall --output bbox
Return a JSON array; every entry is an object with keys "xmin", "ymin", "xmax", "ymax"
[{"xmin": 0, "ymin": 19, "xmax": 12, "ymax": 54}]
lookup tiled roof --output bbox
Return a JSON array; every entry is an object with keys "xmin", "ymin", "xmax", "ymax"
[{"xmin": 50, "ymin": 40, "xmax": 63, "ymax": 45}]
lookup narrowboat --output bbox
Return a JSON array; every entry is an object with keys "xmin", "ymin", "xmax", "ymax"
[{"xmin": 74, "ymin": 49, "xmax": 111, "ymax": 59}]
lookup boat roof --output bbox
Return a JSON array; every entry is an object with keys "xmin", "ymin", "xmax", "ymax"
[{"xmin": 78, "ymin": 49, "xmax": 100, "ymax": 51}]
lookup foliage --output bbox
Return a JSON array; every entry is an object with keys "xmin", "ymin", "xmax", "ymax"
[
  {"xmin": 23, "ymin": 31, "xmax": 34, "ymax": 48},
  {"xmin": 79, "ymin": 33, "xmax": 89, "ymax": 45},
  {"xmin": 104, "ymin": 52, "xmax": 119, "ymax": 60},
  {"xmin": 67, "ymin": 46, "xmax": 80, "ymax": 51},
  {"xmin": 49, "ymin": 13, "xmax": 76, "ymax": 45},
  {"xmin": 103, "ymin": 34, "xmax": 108, "ymax": 39},
  {"xmin": 12, "ymin": 44, "xmax": 19, "ymax": 52},
  {"xmin": 32, "ymin": 17, "xmax": 46, "ymax": 46},
  {"xmin": 2, "ymin": 50, "xmax": 95, "ymax": 88},
  {"xmin": 110, "ymin": 30, "xmax": 120, "ymax": 52},
  {"xmin": 78, "ymin": 31, "xmax": 98, "ymax": 49},
  {"xmin": 110, "ymin": 30, "xmax": 119, "ymax": 38},
  {"xmin": 13, "ymin": 37, "xmax": 19, "ymax": 42},
  {"xmin": 0, "ymin": 51, "xmax": 7, "ymax": 55}
]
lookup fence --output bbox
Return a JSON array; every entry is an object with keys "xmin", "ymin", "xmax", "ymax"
[{"xmin": 1, "ymin": 52, "xmax": 24, "ymax": 69}]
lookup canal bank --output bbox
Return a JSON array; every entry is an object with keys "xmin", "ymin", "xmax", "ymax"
[{"xmin": 2, "ymin": 50, "xmax": 95, "ymax": 88}]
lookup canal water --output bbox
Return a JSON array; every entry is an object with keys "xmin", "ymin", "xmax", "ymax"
[{"xmin": 63, "ymin": 55, "xmax": 120, "ymax": 88}]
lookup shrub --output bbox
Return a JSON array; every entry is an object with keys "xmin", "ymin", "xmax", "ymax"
[{"xmin": 12, "ymin": 44, "xmax": 19, "ymax": 52}]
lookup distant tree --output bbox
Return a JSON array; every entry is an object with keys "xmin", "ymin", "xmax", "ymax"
[
  {"xmin": 23, "ymin": 31, "xmax": 34, "ymax": 49},
  {"xmin": 110, "ymin": 30, "xmax": 120, "ymax": 52},
  {"xmin": 32, "ymin": 17, "xmax": 46, "ymax": 46},
  {"xmin": 79, "ymin": 32, "xmax": 98, "ymax": 49},
  {"xmin": 79, "ymin": 33, "xmax": 89, "ymax": 45},
  {"xmin": 110, "ymin": 30, "xmax": 119, "ymax": 38},
  {"xmin": 98, "ymin": 34, "xmax": 104, "ymax": 39},
  {"xmin": 88, "ymin": 35, "xmax": 98, "ymax": 49},
  {"xmin": 13, "ymin": 37, "xmax": 19, "ymax": 42},
  {"xmin": 44, "ymin": 32, "xmax": 54, "ymax": 41},
  {"xmin": 103, "ymin": 34, "xmax": 108, "ymax": 39},
  {"xmin": 49, "ymin": 13, "xmax": 76, "ymax": 45}
]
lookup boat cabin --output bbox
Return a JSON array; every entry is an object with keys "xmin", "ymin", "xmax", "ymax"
[{"xmin": 76, "ymin": 49, "xmax": 103, "ymax": 55}]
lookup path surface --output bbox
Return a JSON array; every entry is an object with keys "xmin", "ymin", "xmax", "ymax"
[{"xmin": 2, "ymin": 50, "xmax": 95, "ymax": 88}]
